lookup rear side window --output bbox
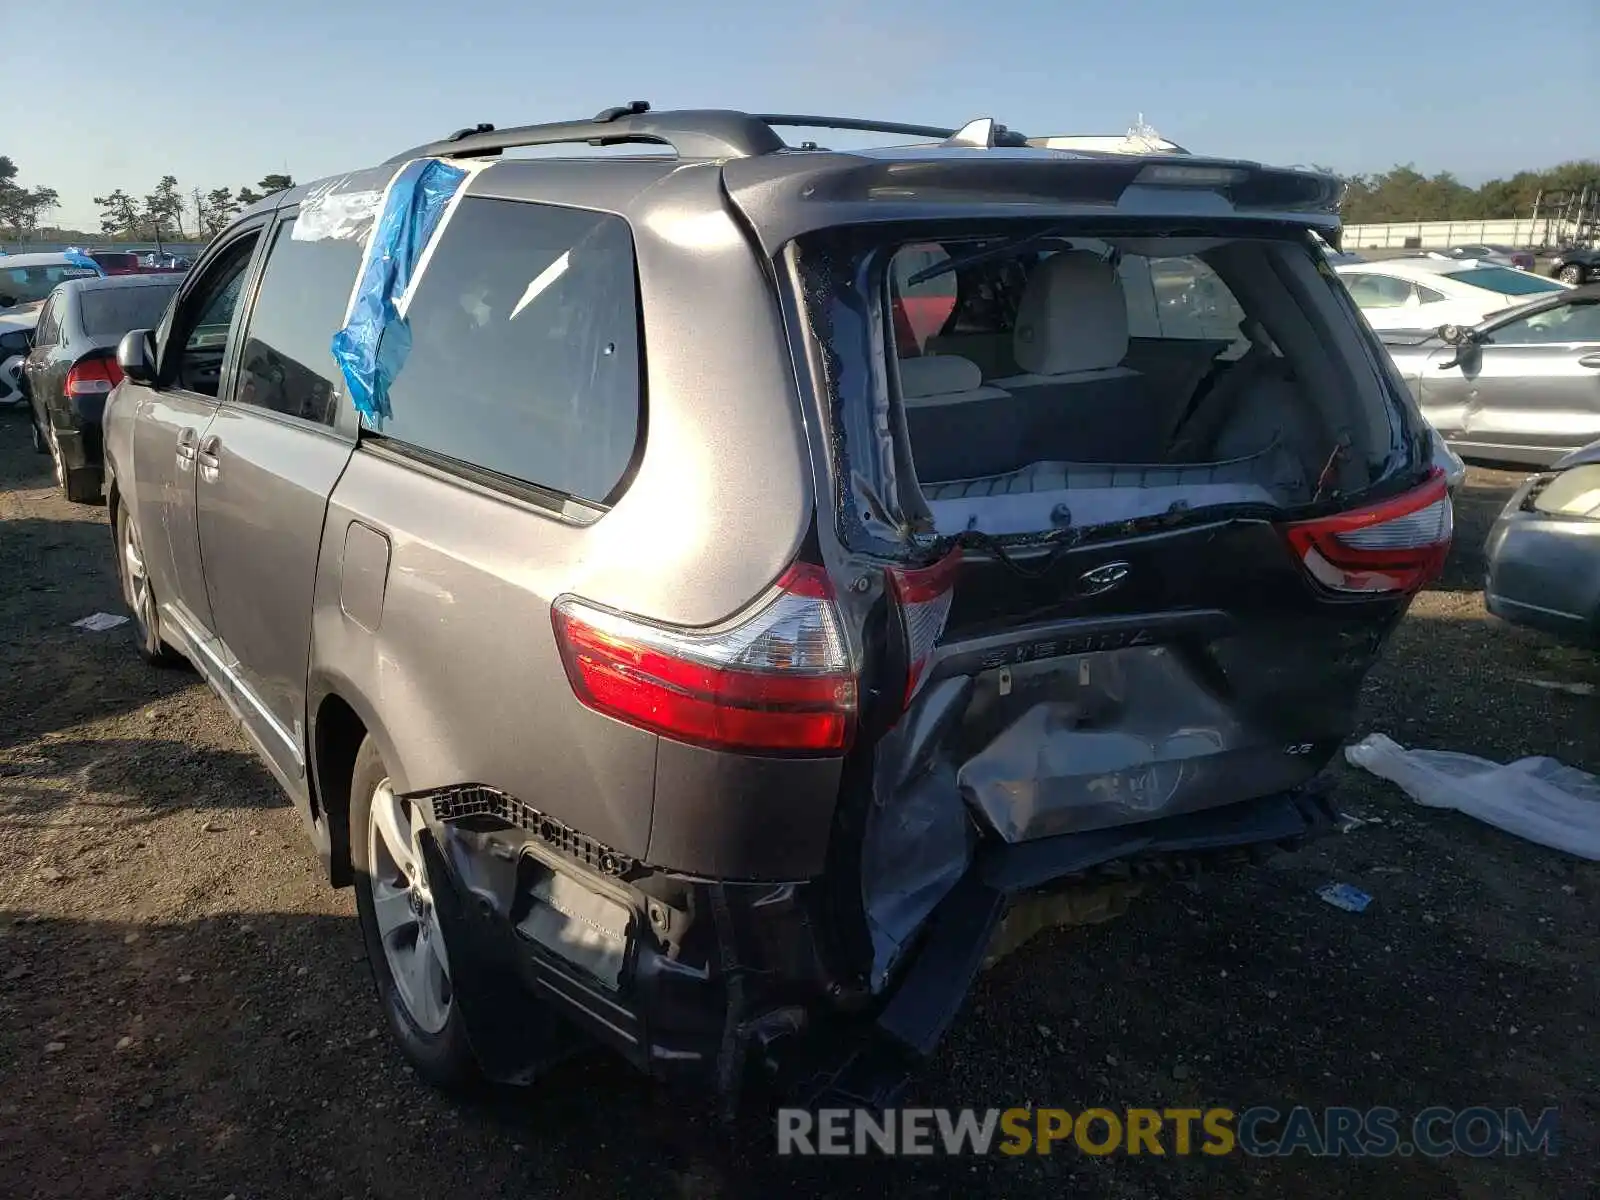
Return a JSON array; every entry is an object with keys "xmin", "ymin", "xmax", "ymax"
[
  {"xmin": 1442, "ymin": 266, "xmax": 1564, "ymax": 296},
  {"xmin": 377, "ymin": 197, "xmax": 642, "ymax": 503},
  {"xmin": 80, "ymin": 283, "xmax": 179, "ymax": 337},
  {"xmin": 1341, "ymin": 272, "xmax": 1417, "ymax": 308},
  {"xmin": 1122, "ymin": 255, "xmax": 1247, "ymax": 340},
  {"xmin": 890, "ymin": 243, "xmax": 958, "ymax": 355},
  {"xmin": 33, "ymin": 293, "xmax": 64, "ymax": 346},
  {"xmin": 235, "ymin": 216, "xmax": 363, "ymax": 426}
]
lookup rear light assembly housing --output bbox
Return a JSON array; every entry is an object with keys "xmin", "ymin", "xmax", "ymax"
[
  {"xmin": 886, "ymin": 548, "xmax": 962, "ymax": 704},
  {"xmin": 1283, "ymin": 470, "xmax": 1452, "ymax": 594},
  {"xmin": 66, "ymin": 354, "xmax": 124, "ymax": 398},
  {"xmin": 552, "ymin": 564, "xmax": 857, "ymax": 755}
]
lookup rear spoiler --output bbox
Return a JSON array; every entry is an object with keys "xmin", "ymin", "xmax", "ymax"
[{"xmin": 722, "ymin": 153, "xmax": 1347, "ymax": 256}]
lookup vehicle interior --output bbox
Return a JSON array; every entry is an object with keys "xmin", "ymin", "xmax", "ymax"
[{"xmin": 886, "ymin": 233, "xmax": 1394, "ymax": 531}]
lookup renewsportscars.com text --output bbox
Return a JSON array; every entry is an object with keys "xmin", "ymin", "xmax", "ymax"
[{"xmin": 776, "ymin": 1106, "xmax": 1559, "ymax": 1158}]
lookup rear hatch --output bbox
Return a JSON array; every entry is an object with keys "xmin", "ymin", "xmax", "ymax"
[{"xmin": 763, "ymin": 184, "xmax": 1448, "ymax": 982}]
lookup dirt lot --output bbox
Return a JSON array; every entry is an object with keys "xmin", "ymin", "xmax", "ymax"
[{"xmin": 1, "ymin": 408, "xmax": 1595, "ymax": 1200}]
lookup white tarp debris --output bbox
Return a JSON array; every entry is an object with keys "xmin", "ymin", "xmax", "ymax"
[
  {"xmin": 293, "ymin": 188, "xmax": 384, "ymax": 243},
  {"xmin": 1346, "ymin": 733, "xmax": 1600, "ymax": 861},
  {"xmin": 71, "ymin": 612, "xmax": 129, "ymax": 632}
]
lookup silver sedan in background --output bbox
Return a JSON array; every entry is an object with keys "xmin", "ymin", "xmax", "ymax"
[
  {"xmin": 1384, "ymin": 285, "xmax": 1600, "ymax": 467},
  {"xmin": 1486, "ymin": 440, "xmax": 1600, "ymax": 646}
]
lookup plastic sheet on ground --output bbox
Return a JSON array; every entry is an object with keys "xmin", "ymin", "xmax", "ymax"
[
  {"xmin": 330, "ymin": 158, "xmax": 468, "ymax": 425},
  {"xmin": 1346, "ymin": 733, "xmax": 1600, "ymax": 860}
]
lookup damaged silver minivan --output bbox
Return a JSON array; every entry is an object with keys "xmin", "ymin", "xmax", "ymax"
[{"xmin": 99, "ymin": 105, "xmax": 1451, "ymax": 1108}]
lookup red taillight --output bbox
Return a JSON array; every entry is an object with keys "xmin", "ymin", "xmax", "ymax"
[
  {"xmin": 886, "ymin": 548, "xmax": 961, "ymax": 703},
  {"xmin": 1283, "ymin": 471, "xmax": 1453, "ymax": 594},
  {"xmin": 66, "ymin": 355, "xmax": 123, "ymax": 397},
  {"xmin": 552, "ymin": 564, "xmax": 857, "ymax": 755}
]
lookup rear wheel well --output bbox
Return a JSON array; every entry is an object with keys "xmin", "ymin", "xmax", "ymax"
[{"xmin": 314, "ymin": 694, "xmax": 367, "ymax": 888}]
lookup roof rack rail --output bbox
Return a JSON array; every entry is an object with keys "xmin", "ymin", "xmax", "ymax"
[
  {"xmin": 385, "ymin": 103, "xmax": 1029, "ymax": 164},
  {"xmin": 753, "ymin": 114, "xmax": 1029, "ymax": 148}
]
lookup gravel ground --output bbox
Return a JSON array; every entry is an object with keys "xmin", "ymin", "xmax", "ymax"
[{"xmin": 1, "ymin": 407, "xmax": 1595, "ymax": 1199}]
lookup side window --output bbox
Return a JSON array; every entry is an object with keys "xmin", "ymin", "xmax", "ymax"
[
  {"xmin": 234, "ymin": 217, "xmax": 363, "ymax": 426},
  {"xmin": 1489, "ymin": 301, "xmax": 1600, "ymax": 346},
  {"xmin": 32, "ymin": 293, "xmax": 64, "ymax": 347},
  {"xmin": 890, "ymin": 243, "xmax": 957, "ymax": 355},
  {"xmin": 376, "ymin": 197, "xmax": 642, "ymax": 504},
  {"xmin": 164, "ymin": 233, "xmax": 260, "ymax": 397},
  {"xmin": 1129, "ymin": 256, "xmax": 1247, "ymax": 340},
  {"xmin": 1415, "ymin": 284, "xmax": 1447, "ymax": 305},
  {"xmin": 1342, "ymin": 273, "xmax": 1415, "ymax": 309}
]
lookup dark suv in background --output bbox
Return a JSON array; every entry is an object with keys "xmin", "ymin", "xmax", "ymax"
[{"xmin": 101, "ymin": 105, "xmax": 1451, "ymax": 1108}]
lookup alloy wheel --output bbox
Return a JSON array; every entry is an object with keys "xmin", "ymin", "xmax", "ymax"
[
  {"xmin": 367, "ymin": 781, "xmax": 453, "ymax": 1034},
  {"xmin": 121, "ymin": 515, "xmax": 150, "ymax": 624},
  {"xmin": 47, "ymin": 426, "xmax": 64, "ymax": 489}
]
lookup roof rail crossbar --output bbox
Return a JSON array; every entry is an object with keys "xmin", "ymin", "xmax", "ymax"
[
  {"xmin": 385, "ymin": 106, "xmax": 1031, "ymax": 165},
  {"xmin": 755, "ymin": 114, "xmax": 1029, "ymax": 147},
  {"xmin": 384, "ymin": 105, "xmax": 787, "ymax": 165}
]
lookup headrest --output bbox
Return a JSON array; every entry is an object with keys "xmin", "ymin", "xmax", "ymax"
[
  {"xmin": 1012, "ymin": 251, "xmax": 1129, "ymax": 375},
  {"xmin": 899, "ymin": 354, "xmax": 983, "ymax": 398}
]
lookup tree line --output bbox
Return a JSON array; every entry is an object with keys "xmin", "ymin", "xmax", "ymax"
[
  {"xmin": 1, "ymin": 154, "xmax": 295, "ymax": 244},
  {"xmin": 1323, "ymin": 160, "xmax": 1599, "ymax": 226},
  {"xmin": 0, "ymin": 156, "xmax": 60, "ymax": 237},
  {"xmin": 90, "ymin": 173, "xmax": 296, "ymax": 242},
  {"xmin": 6, "ymin": 151, "xmax": 1600, "ymax": 243}
]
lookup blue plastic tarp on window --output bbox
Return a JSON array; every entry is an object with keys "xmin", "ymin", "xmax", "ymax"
[{"xmin": 331, "ymin": 158, "xmax": 468, "ymax": 425}]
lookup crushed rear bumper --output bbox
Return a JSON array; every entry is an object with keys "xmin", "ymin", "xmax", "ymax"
[{"xmin": 419, "ymin": 779, "xmax": 1336, "ymax": 1110}]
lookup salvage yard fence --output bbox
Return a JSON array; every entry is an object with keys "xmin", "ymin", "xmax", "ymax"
[{"xmin": 1341, "ymin": 217, "xmax": 1588, "ymax": 250}]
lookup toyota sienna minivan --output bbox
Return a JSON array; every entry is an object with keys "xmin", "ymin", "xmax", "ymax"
[{"xmin": 99, "ymin": 104, "xmax": 1451, "ymax": 1109}]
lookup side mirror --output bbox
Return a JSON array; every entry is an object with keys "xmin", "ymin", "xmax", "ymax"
[{"xmin": 117, "ymin": 328, "xmax": 158, "ymax": 385}]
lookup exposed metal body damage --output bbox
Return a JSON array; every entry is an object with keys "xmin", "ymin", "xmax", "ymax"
[{"xmin": 417, "ymin": 773, "xmax": 1335, "ymax": 1108}]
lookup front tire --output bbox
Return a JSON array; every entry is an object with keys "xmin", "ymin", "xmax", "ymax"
[
  {"xmin": 114, "ymin": 501, "xmax": 180, "ymax": 667},
  {"xmin": 1557, "ymin": 264, "xmax": 1585, "ymax": 285},
  {"xmin": 351, "ymin": 737, "xmax": 480, "ymax": 1090}
]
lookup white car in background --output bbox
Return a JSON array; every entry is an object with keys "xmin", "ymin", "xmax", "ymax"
[
  {"xmin": 1336, "ymin": 258, "xmax": 1567, "ymax": 333},
  {"xmin": 0, "ymin": 310, "xmax": 38, "ymax": 408}
]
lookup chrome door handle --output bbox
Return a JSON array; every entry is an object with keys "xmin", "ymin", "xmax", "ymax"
[
  {"xmin": 1577, "ymin": 354, "xmax": 1600, "ymax": 370},
  {"xmin": 175, "ymin": 427, "xmax": 197, "ymax": 469},
  {"xmin": 196, "ymin": 433, "xmax": 221, "ymax": 482}
]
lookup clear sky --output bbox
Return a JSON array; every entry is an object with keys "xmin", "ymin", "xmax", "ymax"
[{"xmin": 13, "ymin": 0, "xmax": 1599, "ymax": 230}]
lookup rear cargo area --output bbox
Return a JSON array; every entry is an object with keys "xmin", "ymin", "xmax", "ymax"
[{"xmin": 887, "ymin": 232, "xmax": 1400, "ymax": 535}]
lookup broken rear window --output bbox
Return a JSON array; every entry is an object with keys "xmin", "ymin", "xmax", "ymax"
[{"xmin": 868, "ymin": 230, "xmax": 1405, "ymax": 535}]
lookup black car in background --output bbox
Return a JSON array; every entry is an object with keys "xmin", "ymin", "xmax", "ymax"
[
  {"xmin": 1549, "ymin": 246, "xmax": 1599, "ymax": 286},
  {"xmin": 23, "ymin": 273, "xmax": 180, "ymax": 502}
]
